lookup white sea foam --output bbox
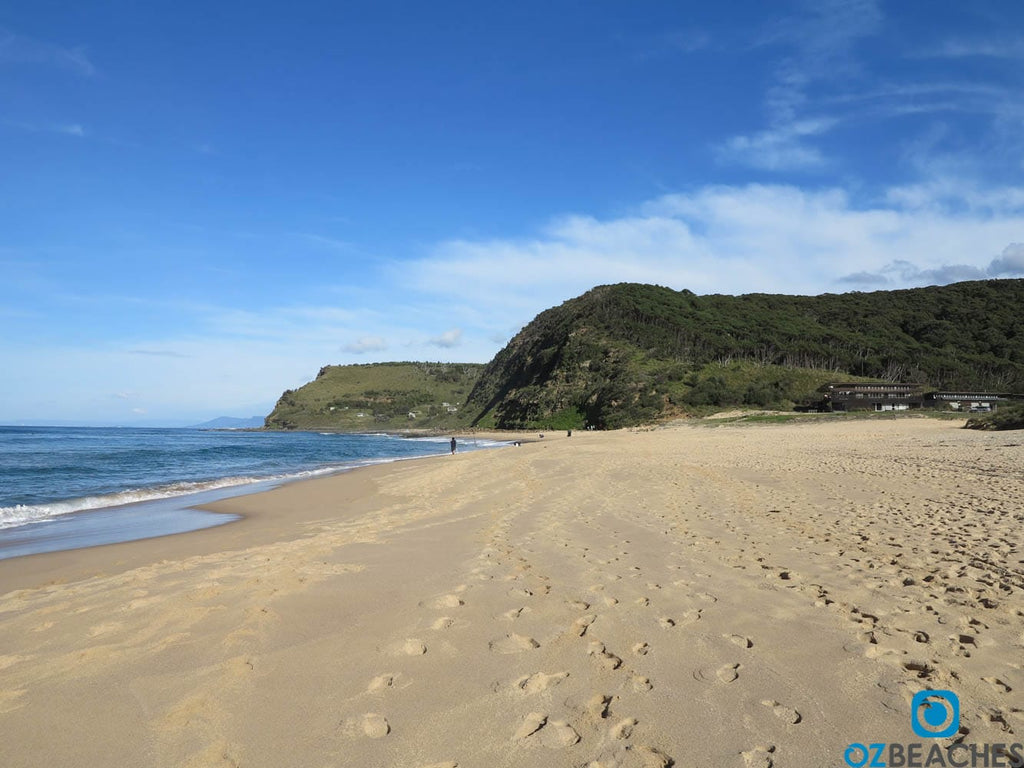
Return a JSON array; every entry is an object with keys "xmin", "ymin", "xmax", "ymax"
[
  {"xmin": 0, "ymin": 432, "xmax": 505, "ymax": 532},
  {"xmin": 0, "ymin": 460, "xmax": 395, "ymax": 530}
]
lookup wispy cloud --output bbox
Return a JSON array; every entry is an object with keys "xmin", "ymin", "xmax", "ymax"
[
  {"xmin": 717, "ymin": 118, "xmax": 837, "ymax": 170},
  {"xmin": 0, "ymin": 27, "xmax": 95, "ymax": 76},
  {"xmin": 920, "ymin": 38, "xmax": 1024, "ymax": 60},
  {"xmin": 756, "ymin": 0, "xmax": 883, "ymax": 122},
  {"xmin": 3, "ymin": 119, "xmax": 87, "ymax": 137},
  {"xmin": 127, "ymin": 348, "xmax": 193, "ymax": 359},
  {"xmin": 58, "ymin": 123, "xmax": 85, "ymax": 137},
  {"xmin": 665, "ymin": 28, "xmax": 711, "ymax": 54},
  {"xmin": 300, "ymin": 233, "xmax": 355, "ymax": 251},
  {"xmin": 720, "ymin": 0, "xmax": 882, "ymax": 170}
]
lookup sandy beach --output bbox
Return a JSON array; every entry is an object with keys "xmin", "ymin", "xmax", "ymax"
[{"xmin": 1, "ymin": 419, "xmax": 1022, "ymax": 768}]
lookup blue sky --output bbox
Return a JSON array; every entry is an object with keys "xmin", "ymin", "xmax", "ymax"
[{"xmin": 2, "ymin": 0, "xmax": 1023, "ymax": 425}]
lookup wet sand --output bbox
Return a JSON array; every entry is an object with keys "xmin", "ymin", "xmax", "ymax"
[{"xmin": 1, "ymin": 420, "xmax": 1021, "ymax": 767}]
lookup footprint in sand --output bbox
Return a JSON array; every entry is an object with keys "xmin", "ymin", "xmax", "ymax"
[
  {"xmin": 367, "ymin": 673, "xmax": 400, "ymax": 693},
  {"xmin": 489, "ymin": 633, "xmax": 540, "ymax": 653},
  {"xmin": 761, "ymin": 699, "xmax": 802, "ymax": 724},
  {"xmin": 343, "ymin": 713, "xmax": 390, "ymax": 739},
  {"xmin": 587, "ymin": 694, "xmax": 611, "ymax": 719},
  {"xmin": 679, "ymin": 609, "xmax": 702, "ymax": 625},
  {"xmin": 658, "ymin": 617, "xmax": 676, "ymax": 629},
  {"xmin": 633, "ymin": 642, "xmax": 650, "ymax": 656},
  {"xmin": 632, "ymin": 746, "xmax": 674, "ymax": 767},
  {"xmin": 724, "ymin": 634, "xmax": 753, "ymax": 649},
  {"xmin": 611, "ymin": 717, "xmax": 637, "ymax": 739},
  {"xmin": 742, "ymin": 744, "xmax": 775, "ymax": 768},
  {"xmin": 586, "ymin": 641, "xmax": 622, "ymax": 670},
  {"xmin": 717, "ymin": 663, "xmax": 741, "ymax": 683},
  {"xmin": 513, "ymin": 712, "xmax": 547, "ymax": 740},
  {"xmin": 428, "ymin": 594, "xmax": 465, "ymax": 609},
  {"xmin": 693, "ymin": 663, "xmax": 741, "ymax": 683},
  {"xmin": 388, "ymin": 639, "xmax": 427, "ymax": 656},
  {"xmin": 539, "ymin": 720, "xmax": 580, "ymax": 748},
  {"xmin": 512, "ymin": 713, "xmax": 580, "ymax": 748},
  {"xmin": 983, "ymin": 677, "xmax": 1013, "ymax": 693},
  {"xmin": 571, "ymin": 614, "xmax": 597, "ymax": 637},
  {"xmin": 515, "ymin": 671, "xmax": 569, "ymax": 694},
  {"xmin": 432, "ymin": 617, "xmax": 456, "ymax": 630},
  {"xmin": 362, "ymin": 713, "xmax": 390, "ymax": 738},
  {"xmin": 632, "ymin": 675, "xmax": 653, "ymax": 692}
]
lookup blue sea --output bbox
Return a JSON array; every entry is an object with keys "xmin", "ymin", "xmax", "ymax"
[{"xmin": 0, "ymin": 426, "xmax": 500, "ymax": 560}]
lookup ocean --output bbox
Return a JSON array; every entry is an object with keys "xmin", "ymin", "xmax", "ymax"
[{"xmin": 0, "ymin": 426, "xmax": 501, "ymax": 560}]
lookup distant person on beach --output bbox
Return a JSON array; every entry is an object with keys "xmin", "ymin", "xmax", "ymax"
[{"xmin": 450, "ymin": 437, "xmax": 457, "ymax": 454}]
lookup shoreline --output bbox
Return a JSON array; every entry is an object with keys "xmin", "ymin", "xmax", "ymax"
[
  {"xmin": 0, "ymin": 431, "xmax": 526, "ymax": 563},
  {"xmin": 1, "ymin": 421, "xmax": 1021, "ymax": 767}
]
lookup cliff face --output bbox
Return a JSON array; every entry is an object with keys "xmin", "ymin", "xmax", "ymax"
[{"xmin": 463, "ymin": 280, "xmax": 1024, "ymax": 429}]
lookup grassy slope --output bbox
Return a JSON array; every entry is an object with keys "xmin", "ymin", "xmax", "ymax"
[{"xmin": 264, "ymin": 362, "xmax": 484, "ymax": 431}]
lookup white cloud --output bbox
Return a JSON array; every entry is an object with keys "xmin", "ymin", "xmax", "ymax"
[
  {"xmin": 404, "ymin": 183, "xmax": 1024, "ymax": 317},
  {"xmin": 989, "ymin": 243, "xmax": 1024, "ymax": 276},
  {"xmin": 428, "ymin": 329, "xmax": 463, "ymax": 348},
  {"xmin": 342, "ymin": 336, "xmax": 388, "ymax": 354}
]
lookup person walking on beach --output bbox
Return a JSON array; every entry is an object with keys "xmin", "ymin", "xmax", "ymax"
[{"xmin": 450, "ymin": 437, "xmax": 457, "ymax": 454}]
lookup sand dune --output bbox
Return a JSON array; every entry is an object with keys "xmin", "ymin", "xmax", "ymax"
[{"xmin": 1, "ymin": 419, "xmax": 1022, "ymax": 767}]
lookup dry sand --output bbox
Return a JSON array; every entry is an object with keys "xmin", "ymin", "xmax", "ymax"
[{"xmin": 1, "ymin": 419, "xmax": 1022, "ymax": 768}]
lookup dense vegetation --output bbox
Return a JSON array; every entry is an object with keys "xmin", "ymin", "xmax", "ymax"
[
  {"xmin": 464, "ymin": 280, "xmax": 1024, "ymax": 429},
  {"xmin": 265, "ymin": 362, "xmax": 483, "ymax": 431},
  {"xmin": 265, "ymin": 281, "xmax": 1024, "ymax": 431},
  {"xmin": 964, "ymin": 402, "xmax": 1024, "ymax": 431}
]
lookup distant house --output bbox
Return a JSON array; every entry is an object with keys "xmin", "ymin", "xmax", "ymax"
[
  {"xmin": 926, "ymin": 391, "xmax": 1014, "ymax": 413},
  {"xmin": 820, "ymin": 382, "xmax": 926, "ymax": 412}
]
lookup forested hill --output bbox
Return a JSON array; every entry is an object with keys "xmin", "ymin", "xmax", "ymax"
[{"xmin": 464, "ymin": 280, "xmax": 1024, "ymax": 429}]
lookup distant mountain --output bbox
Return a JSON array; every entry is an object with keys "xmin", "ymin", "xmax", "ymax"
[
  {"xmin": 463, "ymin": 280, "xmax": 1024, "ymax": 429},
  {"xmin": 189, "ymin": 416, "xmax": 265, "ymax": 430}
]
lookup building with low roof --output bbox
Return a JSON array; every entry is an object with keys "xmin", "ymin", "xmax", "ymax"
[
  {"xmin": 926, "ymin": 391, "xmax": 1015, "ymax": 413},
  {"xmin": 819, "ymin": 382, "xmax": 926, "ymax": 412}
]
